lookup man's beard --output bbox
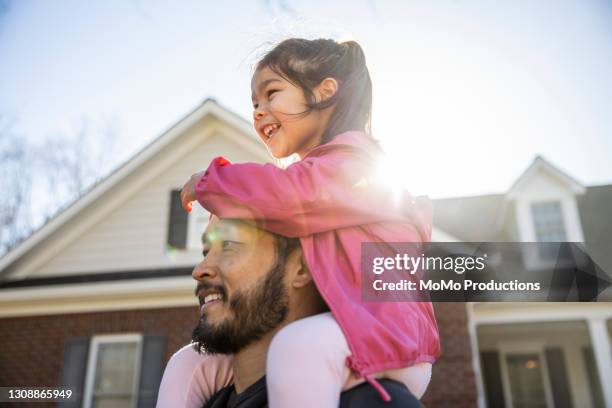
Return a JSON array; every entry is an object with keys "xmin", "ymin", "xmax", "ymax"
[{"xmin": 191, "ymin": 259, "xmax": 289, "ymax": 354}]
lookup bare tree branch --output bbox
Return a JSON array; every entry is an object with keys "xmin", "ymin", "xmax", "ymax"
[
  {"xmin": 0, "ymin": 116, "xmax": 118, "ymax": 255},
  {"xmin": 0, "ymin": 115, "xmax": 32, "ymax": 252}
]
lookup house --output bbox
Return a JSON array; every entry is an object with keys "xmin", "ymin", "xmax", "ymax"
[
  {"xmin": 432, "ymin": 157, "xmax": 612, "ymax": 407},
  {"xmin": 0, "ymin": 99, "xmax": 610, "ymax": 407}
]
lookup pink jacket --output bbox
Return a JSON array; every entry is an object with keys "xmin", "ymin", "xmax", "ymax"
[{"xmin": 195, "ymin": 131, "xmax": 440, "ymax": 400}]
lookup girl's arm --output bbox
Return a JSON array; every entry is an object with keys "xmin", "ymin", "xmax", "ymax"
[{"xmin": 195, "ymin": 147, "xmax": 430, "ymax": 238}]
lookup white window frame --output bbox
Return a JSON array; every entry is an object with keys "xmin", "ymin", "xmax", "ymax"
[
  {"xmin": 186, "ymin": 201, "xmax": 210, "ymax": 251},
  {"xmin": 515, "ymin": 197, "xmax": 585, "ymax": 271},
  {"xmin": 498, "ymin": 340, "xmax": 555, "ymax": 408},
  {"xmin": 83, "ymin": 333, "xmax": 143, "ymax": 408}
]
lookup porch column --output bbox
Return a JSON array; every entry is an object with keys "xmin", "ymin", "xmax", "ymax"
[{"xmin": 587, "ymin": 317, "xmax": 612, "ymax": 408}]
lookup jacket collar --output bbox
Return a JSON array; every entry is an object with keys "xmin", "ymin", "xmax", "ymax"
[{"xmin": 303, "ymin": 131, "xmax": 380, "ymax": 159}]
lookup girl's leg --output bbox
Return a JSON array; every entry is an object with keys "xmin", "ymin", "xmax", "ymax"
[
  {"xmin": 266, "ymin": 312, "xmax": 433, "ymax": 408},
  {"xmin": 156, "ymin": 344, "xmax": 234, "ymax": 408},
  {"xmin": 266, "ymin": 312, "xmax": 351, "ymax": 408},
  {"xmin": 376, "ymin": 362, "xmax": 433, "ymax": 400}
]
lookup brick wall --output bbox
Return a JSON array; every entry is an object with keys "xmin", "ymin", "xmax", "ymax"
[
  {"xmin": 0, "ymin": 303, "xmax": 479, "ymax": 407},
  {"xmin": 0, "ymin": 306, "xmax": 199, "ymax": 407},
  {"xmin": 422, "ymin": 302, "xmax": 479, "ymax": 407}
]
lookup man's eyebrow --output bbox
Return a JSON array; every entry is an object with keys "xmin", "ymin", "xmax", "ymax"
[
  {"xmin": 201, "ymin": 222, "xmax": 235, "ymax": 244},
  {"xmin": 251, "ymin": 78, "xmax": 282, "ymax": 101}
]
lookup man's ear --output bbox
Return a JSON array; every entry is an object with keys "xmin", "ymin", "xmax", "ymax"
[
  {"xmin": 315, "ymin": 77, "xmax": 338, "ymax": 103},
  {"xmin": 286, "ymin": 247, "xmax": 313, "ymax": 289}
]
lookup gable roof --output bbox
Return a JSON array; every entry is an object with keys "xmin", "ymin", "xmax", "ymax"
[
  {"xmin": 432, "ymin": 176, "xmax": 611, "ymax": 243},
  {"xmin": 0, "ymin": 98, "xmax": 269, "ymax": 275},
  {"xmin": 431, "ymin": 155, "xmax": 604, "ymax": 242},
  {"xmin": 507, "ymin": 155, "xmax": 586, "ymax": 199}
]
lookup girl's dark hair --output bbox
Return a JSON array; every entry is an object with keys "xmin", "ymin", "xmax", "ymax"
[{"xmin": 256, "ymin": 38, "xmax": 373, "ymax": 144}]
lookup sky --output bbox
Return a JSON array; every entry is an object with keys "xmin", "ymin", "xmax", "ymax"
[{"xmin": 1, "ymin": 0, "xmax": 612, "ymax": 200}]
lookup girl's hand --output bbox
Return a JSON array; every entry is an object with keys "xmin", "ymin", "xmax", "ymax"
[{"xmin": 180, "ymin": 171, "xmax": 205, "ymax": 212}]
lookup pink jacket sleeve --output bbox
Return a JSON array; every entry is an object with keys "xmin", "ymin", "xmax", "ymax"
[{"xmin": 195, "ymin": 147, "xmax": 430, "ymax": 239}]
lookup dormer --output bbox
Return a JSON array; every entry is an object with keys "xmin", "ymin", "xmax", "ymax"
[{"xmin": 507, "ymin": 156, "xmax": 587, "ymax": 268}]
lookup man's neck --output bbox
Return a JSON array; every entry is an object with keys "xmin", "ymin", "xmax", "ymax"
[
  {"xmin": 231, "ymin": 329, "xmax": 278, "ymax": 394},
  {"xmin": 231, "ymin": 295, "xmax": 325, "ymax": 393}
]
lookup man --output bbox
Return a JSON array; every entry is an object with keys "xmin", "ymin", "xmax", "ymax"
[{"xmin": 157, "ymin": 216, "xmax": 423, "ymax": 407}]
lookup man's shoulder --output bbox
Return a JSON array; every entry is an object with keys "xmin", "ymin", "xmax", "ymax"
[
  {"xmin": 202, "ymin": 377, "xmax": 422, "ymax": 408},
  {"xmin": 340, "ymin": 379, "xmax": 424, "ymax": 408}
]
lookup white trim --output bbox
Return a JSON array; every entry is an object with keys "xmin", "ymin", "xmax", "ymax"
[
  {"xmin": 507, "ymin": 156, "xmax": 586, "ymax": 199},
  {"xmin": 0, "ymin": 276, "xmax": 196, "ymax": 318},
  {"xmin": 83, "ymin": 333, "xmax": 143, "ymax": 408},
  {"xmin": 472, "ymin": 303, "xmax": 612, "ymax": 325},
  {"xmin": 0, "ymin": 99, "xmax": 267, "ymax": 275},
  {"xmin": 587, "ymin": 318, "xmax": 612, "ymax": 408}
]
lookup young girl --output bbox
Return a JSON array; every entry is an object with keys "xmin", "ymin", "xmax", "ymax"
[{"xmin": 170, "ymin": 38, "xmax": 440, "ymax": 407}]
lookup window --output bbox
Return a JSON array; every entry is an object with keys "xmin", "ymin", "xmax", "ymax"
[
  {"xmin": 167, "ymin": 190, "xmax": 188, "ymax": 249},
  {"xmin": 167, "ymin": 190, "xmax": 209, "ymax": 251},
  {"xmin": 83, "ymin": 334, "xmax": 142, "ymax": 408},
  {"xmin": 187, "ymin": 201, "xmax": 210, "ymax": 250},
  {"xmin": 530, "ymin": 201, "xmax": 567, "ymax": 260},
  {"xmin": 506, "ymin": 353, "xmax": 548, "ymax": 408}
]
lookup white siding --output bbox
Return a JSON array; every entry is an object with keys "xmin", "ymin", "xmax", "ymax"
[{"xmin": 7, "ymin": 117, "xmax": 270, "ymax": 279}]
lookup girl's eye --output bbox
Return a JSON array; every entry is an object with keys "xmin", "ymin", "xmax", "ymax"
[
  {"xmin": 202, "ymin": 247, "xmax": 210, "ymax": 258},
  {"xmin": 267, "ymin": 89, "xmax": 278, "ymax": 98}
]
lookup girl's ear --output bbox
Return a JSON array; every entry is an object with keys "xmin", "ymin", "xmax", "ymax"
[{"xmin": 315, "ymin": 77, "xmax": 338, "ymax": 102}]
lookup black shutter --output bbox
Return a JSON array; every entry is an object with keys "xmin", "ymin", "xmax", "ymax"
[
  {"xmin": 58, "ymin": 337, "xmax": 90, "ymax": 408},
  {"xmin": 544, "ymin": 348, "xmax": 573, "ymax": 408},
  {"xmin": 582, "ymin": 346, "xmax": 606, "ymax": 408},
  {"xmin": 168, "ymin": 189, "xmax": 188, "ymax": 249},
  {"xmin": 137, "ymin": 334, "xmax": 166, "ymax": 408},
  {"xmin": 480, "ymin": 351, "xmax": 505, "ymax": 408}
]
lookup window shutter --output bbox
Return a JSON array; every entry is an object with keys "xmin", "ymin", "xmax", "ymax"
[
  {"xmin": 137, "ymin": 334, "xmax": 166, "ymax": 408},
  {"xmin": 544, "ymin": 348, "xmax": 573, "ymax": 408},
  {"xmin": 58, "ymin": 337, "xmax": 90, "ymax": 408},
  {"xmin": 582, "ymin": 346, "xmax": 606, "ymax": 408},
  {"xmin": 480, "ymin": 351, "xmax": 505, "ymax": 408},
  {"xmin": 168, "ymin": 190, "xmax": 188, "ymax": 249}
]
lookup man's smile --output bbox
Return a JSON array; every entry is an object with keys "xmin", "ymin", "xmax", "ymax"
[
  {"xmin": 201, "ymin": 298, "xmax": 223, "ymax": 313},
  {"xmin": 197, "ymin": 285, "xmax": 226, "ymax": 313}
]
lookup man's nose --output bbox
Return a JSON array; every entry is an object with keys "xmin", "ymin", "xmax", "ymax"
[{"xmin": 192, "ymin": 259, "xmax": 218, "ymax": 281}]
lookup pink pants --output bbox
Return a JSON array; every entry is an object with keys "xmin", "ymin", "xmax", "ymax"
[{"xmin": 156, "ymin": 313, "xmax": 432, "ymax": 408}]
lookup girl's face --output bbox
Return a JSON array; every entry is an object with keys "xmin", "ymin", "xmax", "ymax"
[{"xmin": 251, "ymin": 66, "xmax": 336, "ymax": 159}]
